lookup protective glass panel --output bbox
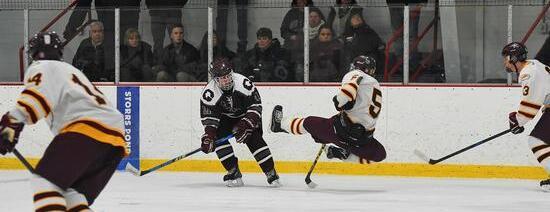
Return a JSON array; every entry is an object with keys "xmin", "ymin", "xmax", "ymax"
[{"xmin": 0, "ymin": 10, "xmax": 24, "ymax": 82}]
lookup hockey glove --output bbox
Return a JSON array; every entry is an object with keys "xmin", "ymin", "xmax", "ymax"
[
  {"xmin": 0, "ymin": 113, "xmax": 24, "ymax": 155},
  {"xmin": 233, "ymin": 117, "xmax": 255, "ymax": 143},
  {"xmin": 332, "ymin": 95, "xmax": 355, "ymax": 111},
  {"xmin": 508, "ymin": 112, "xmax": 524, "ymax": 134},
  {"xmin": 201, "ymin": 127, "xmax": 217, "ymax": 153}
]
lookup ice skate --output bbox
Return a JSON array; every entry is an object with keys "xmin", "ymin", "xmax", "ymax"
[
  {"xmin": 270, "ymin": 105, "xmax": 287, "ymax": 133},
  {"xmin": 223, "ymin": 167, "xmax": 244, "ymax": 187},
  {"xmin": 326, "ymin": 145, "xmax": 350, "ymax": 160},
  {"xmin": 265, "ymin": 169, "xmax": 282, "ymax": 187}
]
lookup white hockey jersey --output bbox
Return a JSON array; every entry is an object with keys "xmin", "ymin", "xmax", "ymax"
[
  {"xmin": 336, "ymin": 70, "xmax": 382, "ymax": 131},
  {"xmin": 516, "ymin": 59, "xmax": 550, "ymax": 126},
  {"xmin": 9, "ymin": 60, "xmax": 127, "ymax": 155}
]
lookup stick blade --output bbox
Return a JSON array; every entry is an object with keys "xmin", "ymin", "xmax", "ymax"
[
  {"xmin": 124, "ymin": 163, "xmax": 141, "ymax": 176},
  {"xmin": 413, "ymin": 149, "xmax": 431, "ymax": 163},
  {"xmin": 305, "ymin": 177, "xmax": 318, "ymax": 189}
]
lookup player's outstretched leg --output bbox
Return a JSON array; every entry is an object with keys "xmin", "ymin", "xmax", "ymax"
[
  {"xmin": 223, "ymin": 166, "xmax": 244, "ymax": 187},
  {"xmin": 270, "ymin": 105, "xmax": 308, "ymax": 135}
]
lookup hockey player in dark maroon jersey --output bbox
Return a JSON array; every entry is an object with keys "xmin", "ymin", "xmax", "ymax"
[{"xmin": 199, "ymin": 57, "xmax": 281, "ymax": 187}]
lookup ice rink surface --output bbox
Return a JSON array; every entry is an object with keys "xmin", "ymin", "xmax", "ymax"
[{"xmin": 1, "ymin": 170, "xmax": 549, "ymax": 212}]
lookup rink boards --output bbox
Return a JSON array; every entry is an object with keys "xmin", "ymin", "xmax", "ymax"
[{"xmin": 0, "ymin": 84, "xmax": 546, "ymax": 179}]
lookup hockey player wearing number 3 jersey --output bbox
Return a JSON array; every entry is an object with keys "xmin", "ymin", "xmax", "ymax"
[
  {"xmin": 502, "ymin": 42, "xmax": 550, "ymax": 191},
  {"xmin": 270, "ymin": 55, "xmax": 386, "ymax": 164},
  {"xmin": 200, "ymin": 57, "xmax": 281, "ymax": 187},
  {"xmin": 0, "ymin": 32, "xmax": 127, "ymax": 211}
]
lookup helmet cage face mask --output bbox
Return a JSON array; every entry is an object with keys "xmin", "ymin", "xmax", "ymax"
[{"xmin": 214, "ymin": 72, "xmax": 234, "ymax": 91}]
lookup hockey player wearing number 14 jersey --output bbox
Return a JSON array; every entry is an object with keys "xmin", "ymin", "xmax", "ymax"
[
  {"xmin": 271, "ymin": 55, "xmax": 386, "ymax": 164},
  {"xmin": 0, "ymin": 32, "xmax": 127, "ymax": 211},
  {"xmin": 502, "ymin": 42, "xmax": 550, "ymax": 191}
]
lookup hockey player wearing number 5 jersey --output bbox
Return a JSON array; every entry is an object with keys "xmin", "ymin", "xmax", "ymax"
[
  {"xmin": 270, "ymin": 55, "xmax": 386, "ymax": 164},
  {"xmin": 502, "ymin": 42, "xmax": 550, "ymax": 191},
  {"xmin": 0, "ymin": 32, "xmax": 127, "ymax": 211},
  {"xmin": 200, "ymin": 57, "xmax": 281, "ymax": 187}
]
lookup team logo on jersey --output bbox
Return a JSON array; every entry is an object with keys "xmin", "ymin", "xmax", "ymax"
[
  {"xmin": 243, "ymin": 79, "xmax": 253, "ymax": 91},
  {"xmin": 203, "ymin": 89, "xmax": 214, "ymax": 102},
  {"xmin": 220, "ymin": 95, "xmax": 237, "ymax": 112},
  {"xmin": 519, "ymin": 74, "xmax": 530, "ymax": 81}
]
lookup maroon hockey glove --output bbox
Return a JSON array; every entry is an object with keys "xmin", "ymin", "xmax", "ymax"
[
  {"xmin": 0, "ymin": 113, "xmax": 24, "ymax": 155},
  {"xmin": 233, "ymin": 117, "xmax": 255, "ymax": 143},
  {"xmin": 201, "ymin": 127, "xmax": 217, "ymax": 153},
  {"xmin": 508, "ymin": 112, "xmax": 524, "ymax": 134}
]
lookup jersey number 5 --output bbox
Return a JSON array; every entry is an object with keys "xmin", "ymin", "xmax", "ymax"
[
  {"xmin": 369, "ymin": 88, "xmax": 382, "ymax": 118},
  {"xmin": 72, "ymin": 74, "xmax": 106, "ymax": 105}
]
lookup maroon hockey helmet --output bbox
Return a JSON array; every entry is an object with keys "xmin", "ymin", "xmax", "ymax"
[
  {"xmin": 28, "ymin": 31, "xmax": 64, "ymax": 61},
  {"xmin": 350, "ymin": 55, "xmax": 376, "ymax": 76},
  {"xmin": 210, "ymin": 57, "xmax": 234, "ymax": 91},
  {"xmin": 501, "ymin": 42, "xmax": 527, "ymax": 64}
]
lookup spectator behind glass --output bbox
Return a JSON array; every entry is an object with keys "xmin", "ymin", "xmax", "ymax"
[
  {"xmin": 241, "ymin": 28, "xmax": 292, "ymax": 82},
  {"xmin": 217, "ymin": 0, "xmax": 249, "ymax": 54},
  {"xmin": 145, "ymin": 0, "xmax": 188, "ymax": 63},
  {"xmin": 309, "ymin": 8, "xmax": 326, "ymax": 41},
  {"xmin": 280, "ymin": 0, "xmax": 314, "ymax": 48},
  {"xmin": 197, "ymin": 30, "xmax": 236, "ymax": 81},
  {"xmin": 342, "ymin": 14, "xmax": 385, "ymax": 76},
  {"xmin": 280, "ymin": 0, "xmax": 324, "ymax": 81},
  {"xmin": 64, "ymin": 0, "xmax": 141, "ymax": 77},
  {"xmin": 120, "ymin": 28, "xmax": 154, "ymax": 82},
  {"xmin": 153, "ymin": 24, "xmax": 200, "ymax": 82},
  {"xmin": 73, "ymin": 21, "xmax": 111, "ymax": 82},
  {"xmin": 309, "ymin": 25, "xmax": 343, "ymax": 82},
  {"xmin": 327, "ymin": 0, "xmax": 363, "ymax": 39}
]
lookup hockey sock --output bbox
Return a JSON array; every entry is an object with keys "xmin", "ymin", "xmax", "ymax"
[
  {"xmin": 282, "ymin": 117, "xmax": 307, "ymax": 135},
  {"xmin": 64, "ymin": 188, "xmax": 91, "ymax": 212},
  {"xmin": 30, "ymin": 174, "xmax": 67, "ymax": 211},
  {"xmin": 528, "ymin": 136, "xmax": 550, "ymax": 174},
  {"xmin": 215, "ymin": 142, "xmax": 238, "ymax": 171}
]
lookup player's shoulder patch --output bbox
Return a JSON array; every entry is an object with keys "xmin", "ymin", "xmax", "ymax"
[
  {"xmin": 201, "ymin": 81, "xmax": 222, "ymax": 106},
  {"xmin": 519, "ymin": 73, "xmax": 531, "ymax": 81},
  {"xmin": 233, "ymin": 73, "xmax": 255, "ymax": 94}
]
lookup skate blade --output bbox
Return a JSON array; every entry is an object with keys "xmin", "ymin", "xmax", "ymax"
[
  {"xmin": 268, "ymin": 179, "xmax": 282, "ymax": 188},
  {"xmin": 225, "ymin": 178, "xmax": 244, "ymax": 187}
]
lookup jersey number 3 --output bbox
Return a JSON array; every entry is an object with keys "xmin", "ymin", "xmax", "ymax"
[
  {"xmin": 72, "ymin": 74, "xmax": 106, "ymax": 105},
  {"xmin": 369, "ymin": 88, "xmax": 382, "ymax": 118}
]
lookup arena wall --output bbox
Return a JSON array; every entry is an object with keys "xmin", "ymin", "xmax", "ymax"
[{"xmin": 0, "ymin": 84, "xmax": 546, "ymax": 179}]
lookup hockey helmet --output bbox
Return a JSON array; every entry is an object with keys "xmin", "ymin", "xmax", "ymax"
[
  {"xmin": 350, "ymin": 55, "xmax": 376, "ymax": 76},
  {"xmin": 501, "ymin": 42, "xmax": 527, "ymax": 64},
  {"xmin": 28, "ymin": 31, "xmax": 63, "ymax": 61},
  {"xmin": 210, "ymin": 57, "xmax": 234, "ymax": 91}
]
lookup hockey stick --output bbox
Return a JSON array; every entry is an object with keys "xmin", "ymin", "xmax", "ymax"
[
  {"xmin": 414, "ymin": 129, "xmax": 511, "ymax": 165},
  {"xmin": 125, "ymin": 134, "xmax": 234, "ymax": 176},
  {"xmin": 12, "ymin": 148, "xmax": 35, "ymax": 173},
  {"xmin": 305, "ymin": 144, "xmax": 326, "ymax": 189}
]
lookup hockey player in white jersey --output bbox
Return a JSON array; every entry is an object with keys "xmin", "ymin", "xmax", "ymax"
[
  {"xmin": 502, "ymin": 42, "xmax": 550, "ymax": 191},
  {"xmin": 270, "ymin": 55, "xmax": 386, "ymax": 164},
  {"xmin": 0, "ymin": 31, "xmax": 127, "ymax": 211}
]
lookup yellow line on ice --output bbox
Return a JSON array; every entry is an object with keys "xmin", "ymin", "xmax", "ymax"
[{"xmin": 1, "ymin": 158, "xmax": 546, "ymax": 179}]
